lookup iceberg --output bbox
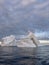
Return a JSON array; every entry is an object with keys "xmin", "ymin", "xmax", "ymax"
[
  {"xmin": 0, "ymin": 32, "xmax": 40, "ymax": 47},
  {"xmin": 0, "ymin": 31, "xmax": 49, "ymax": 47}
]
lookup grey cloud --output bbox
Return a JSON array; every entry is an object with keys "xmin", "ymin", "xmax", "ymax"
[{"xmin": 0, "ymin": 0, "xmax": 49, "ymax": 38}]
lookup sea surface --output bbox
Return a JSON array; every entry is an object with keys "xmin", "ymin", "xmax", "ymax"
[{"xmin": 0, "ymin": 45, "xmax": 49, "ymax": 65}]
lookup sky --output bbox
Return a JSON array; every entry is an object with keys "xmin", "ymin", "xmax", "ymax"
[{"xmin": 0, "ymin": 0, "xmax": 49, "ymax": 39}]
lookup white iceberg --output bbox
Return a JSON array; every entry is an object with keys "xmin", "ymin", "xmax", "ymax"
[{"xmin": 0, "ymin": 32, "xmax": 40, "ymax": 47}]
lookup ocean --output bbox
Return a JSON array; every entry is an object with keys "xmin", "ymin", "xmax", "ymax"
[{"xmin": 0, "ymin": 45, "xmax": 49, "ymax": 65}]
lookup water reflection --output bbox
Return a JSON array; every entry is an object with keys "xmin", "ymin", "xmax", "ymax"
[{"xmin": 0, "ymin": 46, "xmax": 49, "ymax": 65}]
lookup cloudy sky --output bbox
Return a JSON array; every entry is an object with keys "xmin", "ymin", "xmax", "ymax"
[{"xmin": 0, "ymin": 0, "xmax": 49, "ymax": 38}]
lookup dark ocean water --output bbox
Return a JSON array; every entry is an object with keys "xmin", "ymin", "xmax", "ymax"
[{"xmin": 0, "ymin": 46, "xmax": 49, "ymax": 65}]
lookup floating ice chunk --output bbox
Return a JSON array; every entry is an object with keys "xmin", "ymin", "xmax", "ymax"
[{"xmin": 0, "ymin": 31, "xmax": 40, "ymax": 47}]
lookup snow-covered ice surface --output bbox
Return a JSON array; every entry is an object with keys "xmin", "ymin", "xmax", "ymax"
[
  {"xmin": 1, "ymin": 35, "xmax": 35, "ymax": 47},
  {"xmin": 0, "ymin": 32, "xmax": 49, "ymax": 47}
]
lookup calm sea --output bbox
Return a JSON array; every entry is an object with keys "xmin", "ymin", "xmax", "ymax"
[{"xmin": 0, "ymin": 45, "xmax": 49, "ymax": 65}]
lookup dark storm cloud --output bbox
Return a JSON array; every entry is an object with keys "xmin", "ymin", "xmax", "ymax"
[{"xmin": 0, "ymin": 0, "xmax": 49, "ymax": 38}]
